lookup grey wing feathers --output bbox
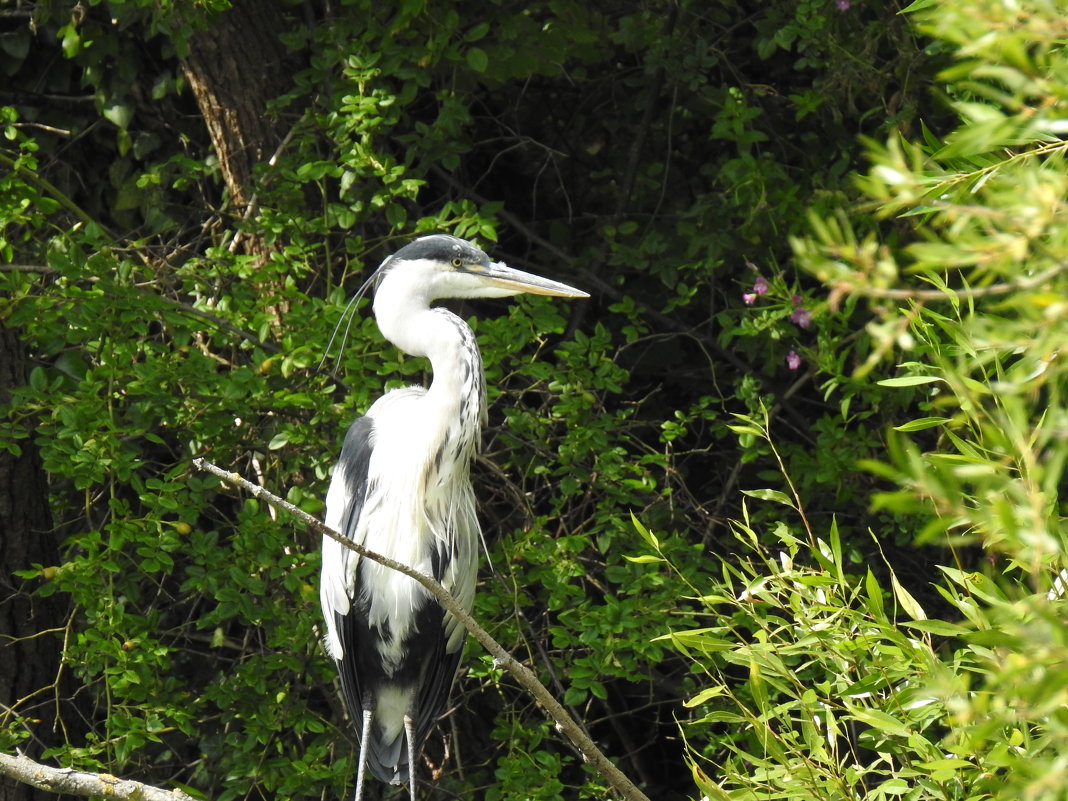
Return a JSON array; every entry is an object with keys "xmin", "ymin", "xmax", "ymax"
[
  {"xmin": 410, "ymin": 540, "xmax": 469, "ymax": 757},
  {"xmin": 329, "ymin": 416, "xmax": 375, "ymax": 727},
  {"xmin": 337, "ymin": 415, "xmax": 375, "ymax": 538}
]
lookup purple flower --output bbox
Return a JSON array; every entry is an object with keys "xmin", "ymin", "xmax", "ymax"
[
  {"xmin": 786, "ymin": 351, "xmax": 801, "ymax": 370},
  {"xmin": 790, "ymin": 306, "xmax": 812, "ymax": 329},
  {"xmin": 791, "ymin": 294, "xmax": 803, "ymax": 307},
  {"xmin": 835, "ymin": 0, "xmax": 850, "ymax": 10},
  {"xmin": 743, "ymin": 292, "xmax": 757, "ymax": 305},
  {"xmin": 753, "ymin": 276, "xmax": 769, "ymax": 295}
]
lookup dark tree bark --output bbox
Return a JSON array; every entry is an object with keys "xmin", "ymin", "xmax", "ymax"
[
  {"xmin": 180, "ymin": 0, "xmax": 294, "ymax": 330},
  {"xmin": 180, "ymin": 0, "xmax": 291, "ymax": 226},
  {"xmin": 0, "ymin": 324, "xmax": 70, "ymax": 801}
]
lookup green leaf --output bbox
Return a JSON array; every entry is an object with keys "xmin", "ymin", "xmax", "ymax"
[
  {"xmin": 849, "ymin": 707, "xmax": 910, "ymax": 738},
  {"xmin": 693, "ymin": 711, "xmax": 746, "ymax": 724},
  {"xmin": 877, "ymin": 375, "xmax": 943, "ymax": 387},
  {"xmin": 740, "ymin": 488, "xmax": 794, "ymax": 507},
  {"xmin": 915, "ymin": 758, "xmax": 974, "ymax": 779},
  {"xmin": 563, "ymin": 686, "xmax": 586, "ymax": 706},
  {"xmin": 1, "ymin": 29, "xmax": 30, "ymax": 61},
  {"xmin": 901, "ymin": 619, "xmax": 968, "ymax": 637},
  {"xmin": 865, "ymin": 569, "xmax": 886, "ymax": 622},
  {"xmin": 385, "ymin": 203, "xmax": 407, "ymax": 228},
  {"xmin": 726, "ymin": 423, "xmax": 764, "ymax": 437},
  {"xmin": 466, "ymin": 47, "xmax": 489, "ymax": 73},
  {"xmin": 59, "ymin": 24, "xmax": 82, "ymax": 57},
  {"xmin": 872, "ymin": 778, "xmax": 911, "ymax": 795},
  {"xmin": 102, "ymin": 103, "xmax": 135, "ymax": 130},
  {"xmin": 656, "ymin": 628, "xmax": 733, "ymax": 651},
  {"xmin": 891, "ymin": 571, "xmax": 927, "ymax": 620},
  {"xmin": 29, "ymin": 366, "xmax": 47, "ymax": 392},
  {"xmin": 464, "ymin": 22, "xmax": 490, "ymax": 42},
  {"xmin": 623, "ymin": 554, "xmax": 663, "ymax": 564},
  {"xmin": 893, "ymin": 416, "xmax": 947, "ymax": 431},
  {"xmin": 630, "ymin": 513, "xmax": 658, "ymax": 549},
  {"xmin": 684, "ymin": 685, "xmax": 727, "ymax": 708},
  {"xmin": 828, "ymin": 518, "xmax": 844, "ymax": 585}
]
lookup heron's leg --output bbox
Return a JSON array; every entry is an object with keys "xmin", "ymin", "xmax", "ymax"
[
  {"xmin": 353, "ymin": 709, "xmax": 373, "ymax": 801},
  {"xmin": 404, "ymin": 714, "xmax": 417, "ymax": 801}
]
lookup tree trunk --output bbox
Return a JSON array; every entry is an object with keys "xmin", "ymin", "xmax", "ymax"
[
  {"xmin": 181, "ymin": 0, "xmax": 290, "ymax": 228},
  {"xmin": 0, "ymin": 324, "xmax": 69, "ymax": 801},
  {"xmin": 180, "ymin": 0, "xmax": 293, "ymax": 325}
]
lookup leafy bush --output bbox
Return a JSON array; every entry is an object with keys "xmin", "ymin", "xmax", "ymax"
[
  {"xmin": 649, "ymin": 1, "xmax": 1068, "ymax": 798},
  {"xmin": 3, "ymin": 1, "xmax": 1008, "ymax": 800}
]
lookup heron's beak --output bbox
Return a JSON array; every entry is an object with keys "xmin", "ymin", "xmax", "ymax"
[{"xmin": 475, "ymin": 261, "xmax": 589, "ymax": 298}]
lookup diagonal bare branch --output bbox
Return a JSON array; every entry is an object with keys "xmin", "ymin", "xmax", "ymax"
[
  {"xmin": 191, "ymin": 458, "xmax": 653, "ymax": 801},
  {"xmin": 3, "ymin": 460, "xmax": 653, "ymax": 801}
]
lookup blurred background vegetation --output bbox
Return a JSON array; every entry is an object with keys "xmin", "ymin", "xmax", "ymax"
[{"xmin": 1, "ymin": 1, "xmax": 1065, "ymax": 799}]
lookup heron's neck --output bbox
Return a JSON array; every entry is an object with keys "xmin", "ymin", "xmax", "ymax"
[
  {"xmin": 422, "ymin": 309, "xmax": 484, "ymax": 417},
  {"xmin": 374, "ymin": 293, "xmax": 486, "ymax": 440}
]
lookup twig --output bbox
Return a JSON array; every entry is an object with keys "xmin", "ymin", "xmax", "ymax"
[
  {"xmin": 11, "ymin": 122, "xmax": 73, "ymax": 136},
  {"xmin": 829, "ymin": 262, "xmax": 1065, "ymax": 307},
  {"xmin": 191, "ymin": 458, "xmax": 652, "ymax": 801},
  {"xmin": 0, "ymin": 264, "xmax": 60, "ymax": 274},
  {"xmin": 0, "ymin": 751, "xmax": 196, "ymax": 801}
]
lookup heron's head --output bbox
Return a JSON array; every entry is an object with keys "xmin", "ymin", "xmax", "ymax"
[{"xmin": 375, "ymin": 234, "xmax": 588, "ymax": 302}]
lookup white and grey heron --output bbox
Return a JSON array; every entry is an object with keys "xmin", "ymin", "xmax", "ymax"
[{"xmin": 320, "ymin": 234, "xmax": 587, "ymax": 801}]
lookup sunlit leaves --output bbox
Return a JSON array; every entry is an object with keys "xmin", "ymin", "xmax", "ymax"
[
  {"xmin": 0, "ymin": 1, "xmax": 952, "ymax": 799},
  {"xmin": 786, "ymin": 2, "xmax": 1068, "ymax": 798}
]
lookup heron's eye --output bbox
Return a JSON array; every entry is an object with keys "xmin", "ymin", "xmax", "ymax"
[{"xmin": 451, "ymin": 257, "xmax": 463, "ymax": 268}]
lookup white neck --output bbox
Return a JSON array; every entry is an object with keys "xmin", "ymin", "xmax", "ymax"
[
  {"xmin": 373, "ymin": 275, "xmax": 434, "ymax": 358},
  {"xmin": 373, "ymin": 280, "xmax": 485, "ymax": 438}
]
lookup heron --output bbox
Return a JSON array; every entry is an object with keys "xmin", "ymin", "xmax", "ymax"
[{"xmin": 320, "ymin": 234, "xmax": 588, "ymax": 801}]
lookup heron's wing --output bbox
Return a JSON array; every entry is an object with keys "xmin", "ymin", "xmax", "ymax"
[
  {"xmin": 411, "ymin": 492, "xmax": 479, "ymax": 749},
  {"xmin": 335, "ymin": 414, "xmax": 376, "ymax": 546},
  {"xmin": 321, "ymin": 414, "xmax": 375, "ymax": 715}
]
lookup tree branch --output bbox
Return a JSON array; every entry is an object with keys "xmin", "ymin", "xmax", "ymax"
[
  {"xmin": 191, "ymin": 458, "xmax": 652, "ymax": 801},
  {"xmin": 2, "ymin": 460, "xmax": 653, "ymax": 801},
  {"xmin": 828, "ymin": 262, "xmax": 1066, "ymax": 307},
  {"xmin": 0, "ymin": 751, "xmax": 196, "ymax": 801}
]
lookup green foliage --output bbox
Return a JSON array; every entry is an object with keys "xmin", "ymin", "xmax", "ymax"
[
  {"xmin": 794, "ymin": 0, "xmax": 1068, "ymax": 569},
  {"xmin": 648, "ymin": 1, "xmax": 1068, "ymax": 799},
  {"xmin": 649, "ymin": 514, "xmax": 956, "ymax": 799},
  {"xmin": 650, "ymin": 502, "xmax": 1068, "ymax": 800},
  {"xmin": 0, "ymin": 0, "xmax": 960, "ymax": 799}
]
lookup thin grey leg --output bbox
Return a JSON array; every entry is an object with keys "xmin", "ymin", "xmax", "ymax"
[
  {"xmin": 353, "ymin": 709, "xmax": 373, "ymax": 801},
  {"xmin": 403, "ymin": 714, "xmax": 417, "ymax": 801}
]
